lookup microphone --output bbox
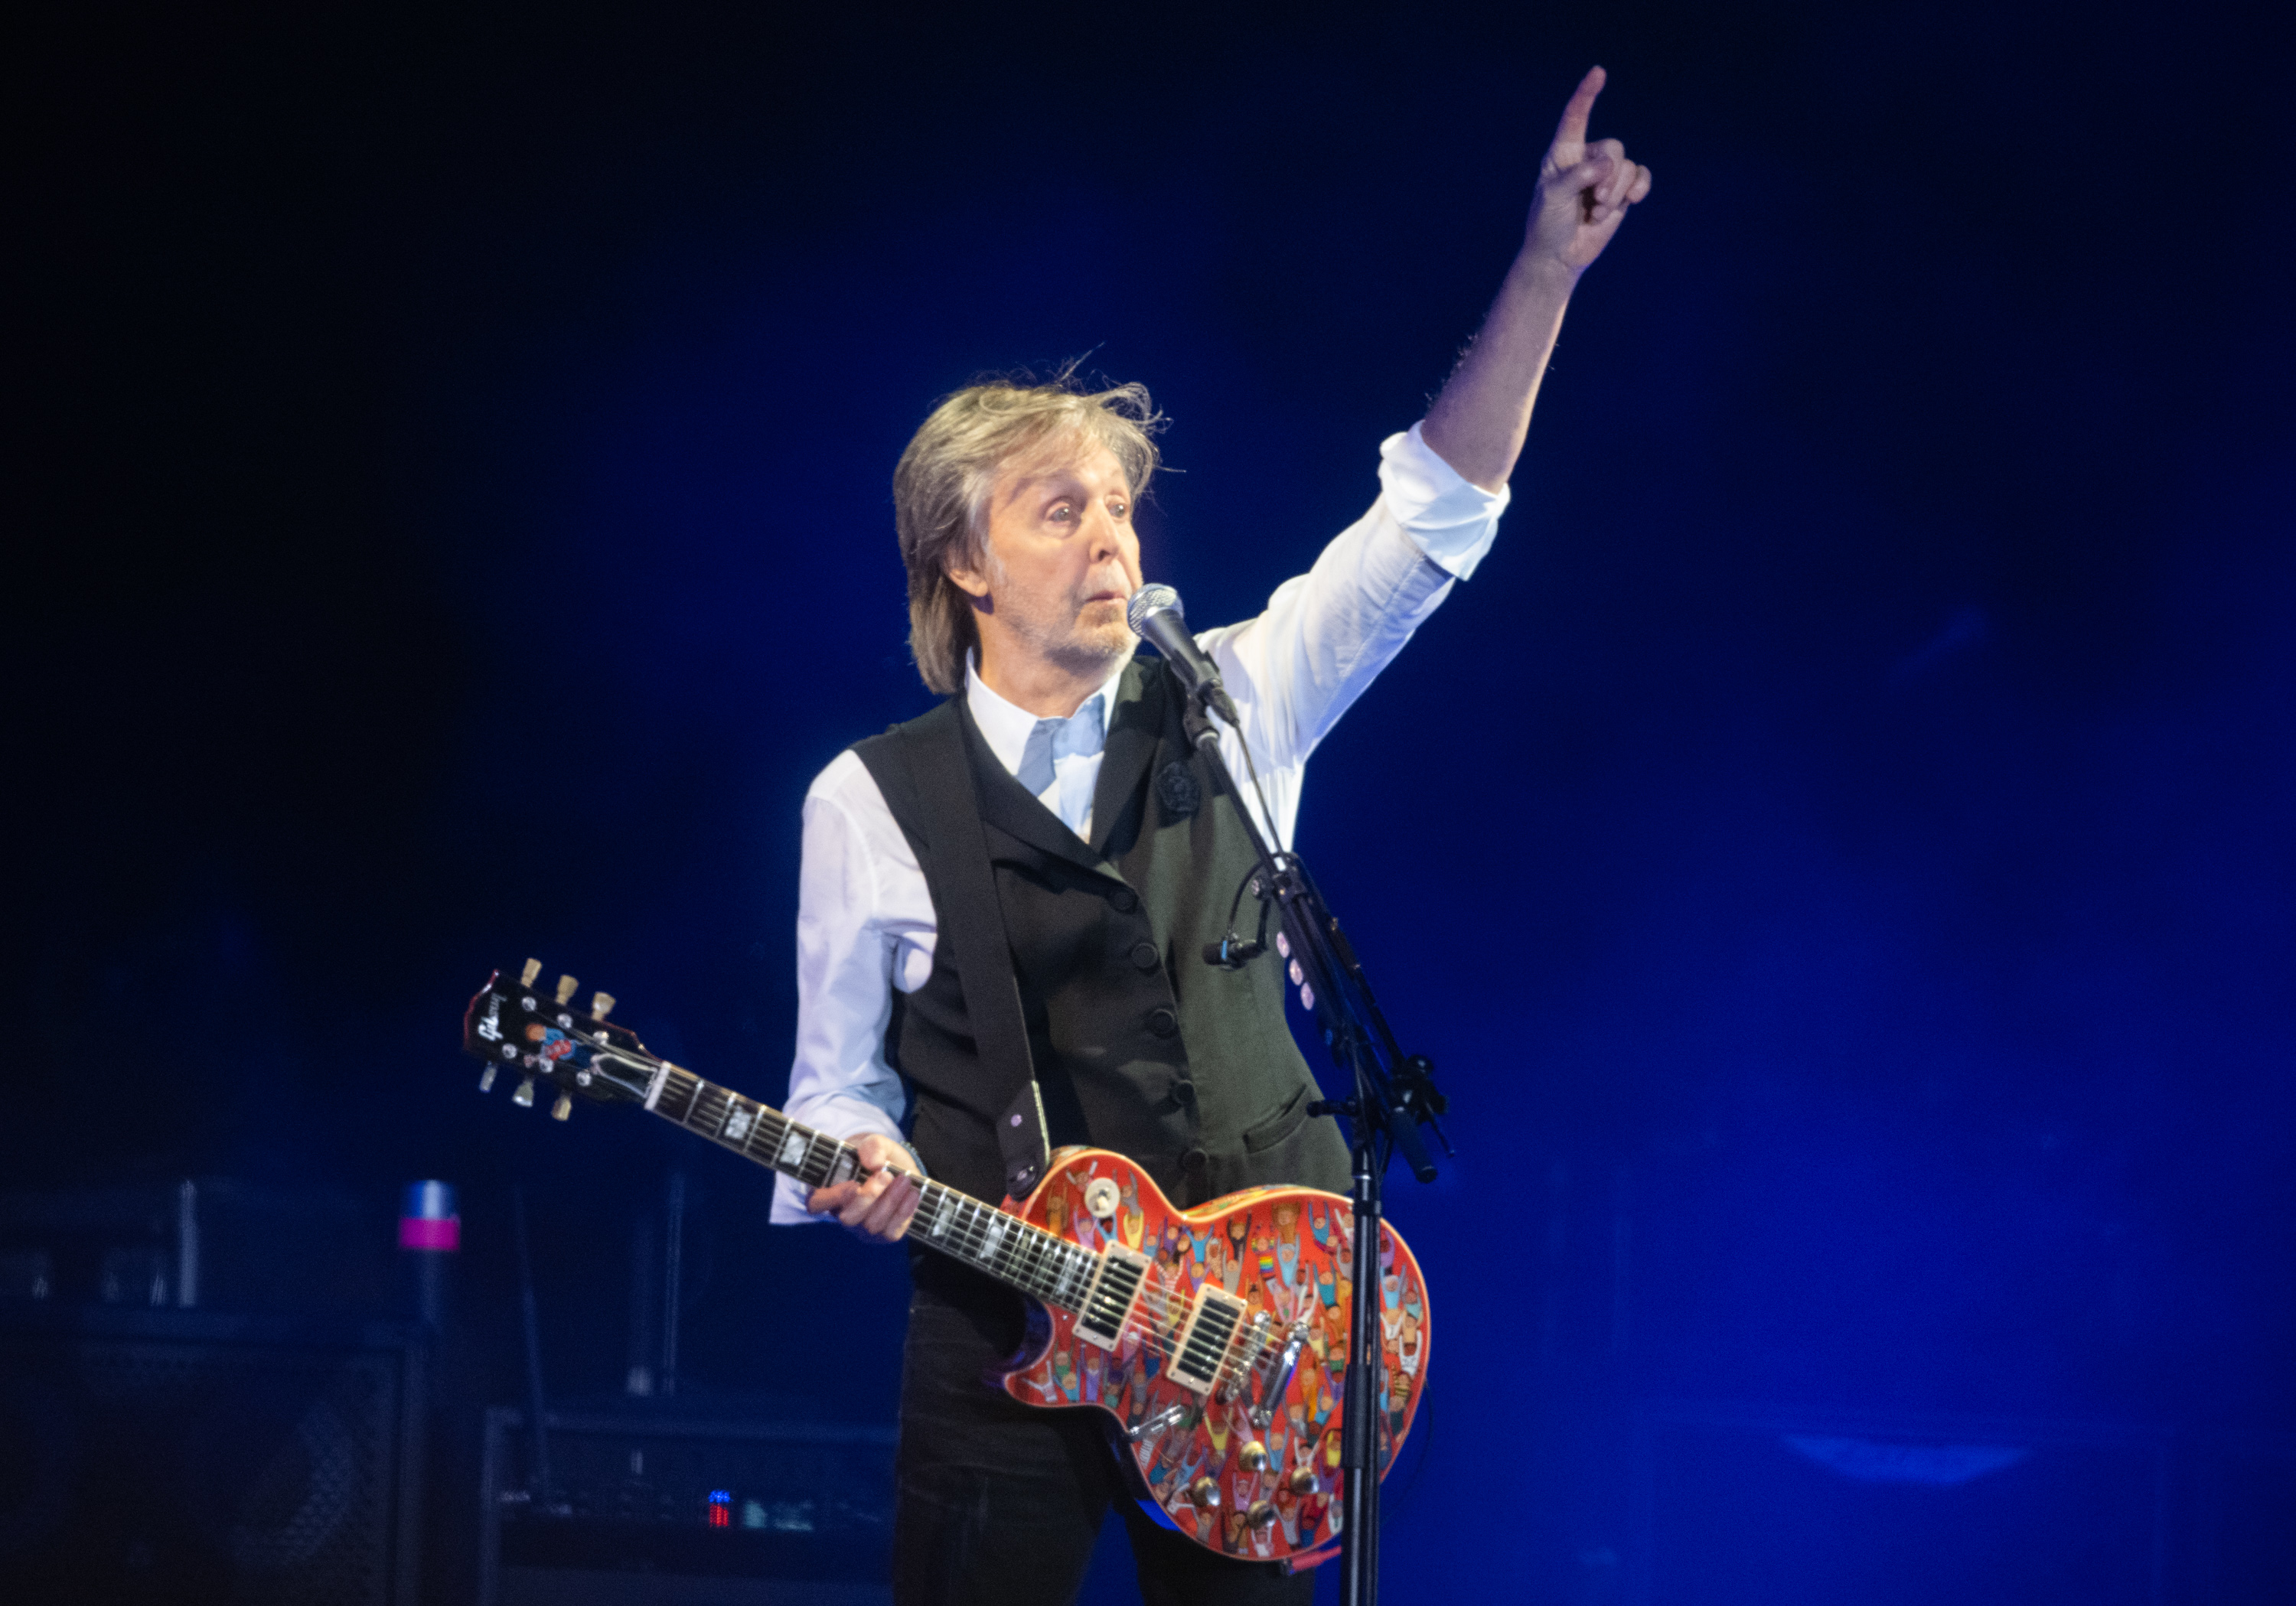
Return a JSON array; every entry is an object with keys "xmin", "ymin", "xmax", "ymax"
[{"xmin": 1127, "ymin": 585, "xmax": 1234, "ymax": 717}]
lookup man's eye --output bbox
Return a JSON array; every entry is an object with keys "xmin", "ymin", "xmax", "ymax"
[
  {"xmin": 1110, "ymin": 501, "xmax": 1130, "ymax": 520},
  {"xmin": 1048, "ymin": 503, "xmax": 1074, "ymax": 522}
]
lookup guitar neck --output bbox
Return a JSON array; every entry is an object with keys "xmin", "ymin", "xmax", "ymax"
[{"xmin": 643, "ymin": 1064, "xmax": 1095, "ymax": 1313}]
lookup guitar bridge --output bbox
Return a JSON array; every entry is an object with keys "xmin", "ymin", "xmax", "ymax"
[{"xmin": 1219, "ymin": 1310, "xmax": 1270, "ymax": 1403}]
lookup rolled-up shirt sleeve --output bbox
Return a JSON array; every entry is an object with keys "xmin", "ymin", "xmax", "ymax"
[
  {"xmin": 771, "ymin": 753, "xmax": 928, "ymax": 1225},
  {"xmin": 1196, "ymin": 422, "xmax": 1508, "ymax": 842},
  {"xmin": 1381, "ymin": 421, "xmax": 1508, "ymax": 580}
]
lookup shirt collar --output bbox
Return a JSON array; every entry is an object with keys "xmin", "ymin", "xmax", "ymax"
[{"xmin": 964, "ymin": 651, "xmax": 1132, "ymax": 779}]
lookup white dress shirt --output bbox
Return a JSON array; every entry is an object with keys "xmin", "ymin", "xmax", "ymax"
[{"xmin": 771, "ymin": 423, "xmax": 1506, "ymax": 1223}]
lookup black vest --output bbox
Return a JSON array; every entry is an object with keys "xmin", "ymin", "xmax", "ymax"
[{"xmin": 853, "ymin": 656, "xmax": 1349, "ymax": 1213}]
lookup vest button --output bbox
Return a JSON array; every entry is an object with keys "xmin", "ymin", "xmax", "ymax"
[
  {"xmin": 1109, "ymin": 887, "xmax": 1140, "ymax": 914},
  {"xmin": 1169, "ymin": 1079, "xmax": 1196, "ymax": 1109},
  {"xmin": 1146, "ymin": 1005, "xmax": 1179, "ymax": 1038},
  {"xmin": 1182, "ymin": 1147, "xmax": 1209, "ymax": 1175},
  {"xmin": 1130, "ymin": 941, "xmax": 1160, "ymax": 972}
]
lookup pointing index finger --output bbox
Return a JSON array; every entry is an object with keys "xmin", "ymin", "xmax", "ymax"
[{"xmin": 1551, "ymin": 65, "xmax": 1606, "ymax": 165}]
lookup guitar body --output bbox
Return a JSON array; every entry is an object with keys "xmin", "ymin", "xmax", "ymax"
[
  {"xmin": 459, "ymin": 969, "xmax": 1432, "ymax": 1573},
  {"xmin": 991, "ymin": 1149, "xmax": 1429, "ymax": 1569}
]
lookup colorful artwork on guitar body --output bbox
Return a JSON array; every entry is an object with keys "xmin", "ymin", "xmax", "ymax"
[
  {"xmin": 458, "ymin": 969, "xmax": 1433, "ymax": 1575},
  {"xmin": 995, "ymin": 1149, "xmax": 1430, "ymax": 1569}
]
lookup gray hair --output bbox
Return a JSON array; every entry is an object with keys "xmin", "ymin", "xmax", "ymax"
[{"xmin": 892, "ymin": 370, "xmax": 1164, "ymax": 695}]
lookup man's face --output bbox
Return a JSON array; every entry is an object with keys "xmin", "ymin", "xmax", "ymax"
[{"xmin": 948, "ymin": 438, "xmax": 1142, "ymax": 682}]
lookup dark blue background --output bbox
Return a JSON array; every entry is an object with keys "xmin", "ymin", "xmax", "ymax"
[{"xmin": 11, "ymin": 1, "xmax": 2293, "ymax": 1599}]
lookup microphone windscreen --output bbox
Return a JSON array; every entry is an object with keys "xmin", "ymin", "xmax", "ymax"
[{"xmin": 1127, "ymin": 584, "xmax": 1183, "ymax": 637}]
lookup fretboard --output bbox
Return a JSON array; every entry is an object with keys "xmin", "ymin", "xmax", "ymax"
[{"xmin": 647, "ymin": 1066, "xmax": 1097, "ymax": 1311}]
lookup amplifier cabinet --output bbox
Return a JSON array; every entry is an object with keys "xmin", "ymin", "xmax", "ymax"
[
  {"xmin": 478, "ymin": 1406, "xmax": 895, "ymax": 1606},
  {"xmin": 0, "ymin": 1305, "xmax": 426, "ymax": 1605}
]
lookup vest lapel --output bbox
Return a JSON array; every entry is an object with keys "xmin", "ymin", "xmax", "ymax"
[
  {"xmin": 957, "ymin": 698, "xmax": 1116, "ymax": 879},
  {"xmin": 1091, "ymin": 658, "xmax": 1164, "ymax": 861}
]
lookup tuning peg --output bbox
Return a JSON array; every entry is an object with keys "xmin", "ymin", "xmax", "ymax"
[
  {"xmin": 591, "ymin": 990, "xmax": 616, "ymax": 1021},
  {"xmin": 520, "ymin": 959, "xmax": 542, "ymax": 988},
  {"xmin": 551, "ymin": 1090, "xmax": 573, "ymax": 1121},
  {"xmin": 555, "ymin": 974, "xmax": 579, "ymax": 1006},
  {"xmin": 478, "ymin": 1065, "xmax": 499, "ymax": 1093},
  {"xmin": 513, "ymin": 1075, "xmax": 536, "ymax": 1108}
]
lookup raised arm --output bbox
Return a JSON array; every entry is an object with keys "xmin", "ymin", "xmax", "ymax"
[{"xmin": 1420, "ymin": 66, "xmax": 1652, "ymax": 491}]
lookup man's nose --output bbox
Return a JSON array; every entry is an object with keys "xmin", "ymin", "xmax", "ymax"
[{"xmin": 1084, "ymin": 503, "xmax": 1123, "ymax": 557}]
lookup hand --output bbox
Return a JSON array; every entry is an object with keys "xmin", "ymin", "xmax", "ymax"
[
  {"xmin": 1524, "ymin": 67, "xmax": 1652, "ymax": 276},
  {"xmin": 807, "ymin": 1132, "xmax": 923, "ymax": 1245}
]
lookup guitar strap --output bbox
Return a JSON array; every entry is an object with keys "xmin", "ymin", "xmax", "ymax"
[{"xmin": 855, "ymin": 700, "xmax": 1052, "ymax": 1200}]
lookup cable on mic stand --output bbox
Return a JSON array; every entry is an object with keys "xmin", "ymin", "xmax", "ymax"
[{"xmin": 1204, "ymin": 867, "xmax": 1272, "ymax": 969}]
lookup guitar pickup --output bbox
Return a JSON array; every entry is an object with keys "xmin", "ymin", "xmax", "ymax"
[
  {"xmin": 1168, "ymin": 1285, "xmax": 1251, "ymax": 1396},
  {"xmin": 1072, "ymin": 1245, "xmax": 1153, "ymax": 1350}
]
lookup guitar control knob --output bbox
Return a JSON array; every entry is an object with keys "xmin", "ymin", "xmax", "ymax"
[
  {"xmin": 1238, "ymin": 1441, "xmax": 1267, "ymax": 1472},
  {"xmin": 1247, "ymin": 1500, "xmax": 1277, "ymax": 1529},
  {"xmin": 1189, "ymin": 1477, "xmax": 1219, "ymax": 1507},
  {"xmin": 550, "ymin": 1090, "xmax": 573, "ymax": 1121},
  {"xmin": 513, "ymin": 1076, "xmax": 536, "ymax": 1108},
  {"xmin": 1287, "ymin": 1468, "xmax": 1316, "ymax": 1495}
]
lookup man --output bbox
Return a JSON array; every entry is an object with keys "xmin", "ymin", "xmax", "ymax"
[{"xmin": 774, "ymin": 67, "xmax": 1649, "ymax": 1606}]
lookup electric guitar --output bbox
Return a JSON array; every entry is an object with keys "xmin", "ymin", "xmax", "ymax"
[{"xmin": 461, "ymin": 963, "xmax": 1430, "ymax": 1571}]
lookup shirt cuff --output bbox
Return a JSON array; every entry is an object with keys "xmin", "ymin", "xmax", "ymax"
[
  {"xmin": 1378, "ymin": 421, "xmax": 1510, "ymax": 581},
  {"xmin": 770, "ymin": 1174, "xmax": 831, "ymax": 1226}
]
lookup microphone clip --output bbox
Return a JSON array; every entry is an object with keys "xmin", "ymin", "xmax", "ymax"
[{"xmin": 1202, "ymin": 936, "xmax": 1265, "ymax": 970}]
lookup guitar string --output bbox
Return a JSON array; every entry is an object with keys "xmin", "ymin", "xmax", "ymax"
[
  {"xmin": 610, "ymin": 1038, "xmax": 1154, "ymax": 1321},
  {"xmin": 631, "ymin": 1054, "xmax": 1298, "ymax": 1394},
  {"xmin": 680, "ymin": 1068, "xmax": 1292, "ymax": 1383},
  {"xmin": 570, "ymin": 1024, "xmax": 1359, "ymax": 1389},
  {"xmin": 644, "ymin": 1057, "xmax": 1308, "ymax": 1393}
]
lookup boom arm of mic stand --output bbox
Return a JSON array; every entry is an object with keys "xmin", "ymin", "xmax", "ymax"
[{"xmin": 1177, "ymin": 699, "xmax": 1442, "ymax": 1182}]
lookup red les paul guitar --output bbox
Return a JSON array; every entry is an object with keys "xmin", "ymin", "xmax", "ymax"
[{"xmin": 462, "ymin": 963, "xmax": 1430, "ymax": 1571}]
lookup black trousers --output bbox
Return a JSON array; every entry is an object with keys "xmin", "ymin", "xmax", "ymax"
[{"xmin": 890, "ymin": 1268, "xmax": 1316, "ymax": 1606}]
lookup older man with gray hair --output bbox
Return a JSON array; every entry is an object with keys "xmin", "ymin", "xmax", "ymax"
[{"xmin": 774, "ymin": 67, "xmax": 1649, "ymax": 1606}]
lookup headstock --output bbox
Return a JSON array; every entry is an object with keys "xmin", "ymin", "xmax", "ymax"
[{"xmin": 461, "ymin": 959, "xmax": 657, "ymax": 1120}]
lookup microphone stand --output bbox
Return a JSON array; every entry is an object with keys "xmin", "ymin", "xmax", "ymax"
[{"xmin": 1178, "ymin": 695, "xmax": 1449, "ymax": 1606}]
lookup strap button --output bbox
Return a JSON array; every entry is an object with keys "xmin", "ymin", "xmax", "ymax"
[
  {"xmin": 1130, "ymin": 941, "xmax": 1160, "ymax": 972},
  {"xmin": 1146, "ymin": 1006, "xmax": 1178, "ymax": 1038}
]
